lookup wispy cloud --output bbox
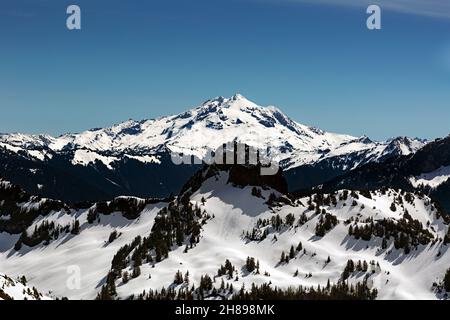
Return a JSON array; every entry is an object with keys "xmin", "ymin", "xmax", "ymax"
[{"xmin": 286, "ymin": 0, "xmax": 450, "ymax": 19}]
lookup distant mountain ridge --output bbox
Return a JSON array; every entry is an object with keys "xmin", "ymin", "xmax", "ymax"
[
  {"xmin": 0, "ymin": 94, "xmax": 426, "ymax": 168},
  {"xmin": 320, "ymin": 135, "xmax": 450, "ymax": 211},
  {"xmin": 0, "ymin": 94, "xmax": 427, "ymax": 202}
]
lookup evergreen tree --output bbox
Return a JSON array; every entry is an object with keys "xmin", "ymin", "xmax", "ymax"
[
  {"xmin": 132, "ymin": 266, "xmax": 141, "ymax": 279},
  {"xmin": 71, "ymin": 220, "xmax": 80, "ymax": 235},
  {"xmin": 246, "ymin": 256, "xmax": 256, "ymax": 272},
  {"xmin": 280, "ymin": 251, "xmax": 286, "ymax": 264},
  {"xmin": 251, "ymin": 187, "xmax": 262, "ymax": 198},
  {"xmin": 289, "ymin": 245, "xmax": 296, "ymax": 259},
  {"xmin": 14, "ymin": 238, "xmax": 22, "ymax": 251},
  {"xmin": 108, "ymin": 230, "xmax": 118, "ymax": 243},
  {"xmin": 381, "ymin": 237, "xmax": 388, "ymax": 249},
  {"xmin": 342, "ymin": 260, "xmax": 355, "ymax": 280},
  {"xmin": 390, "ymin": 202, "xmax": 397, "ymax": 212},
  {"xmin": 362, "ymin": 261, "xmax": 368, "ymax": 272},
  {"xmin": 174, "ymin": 270, "xmax": 184, "ymax": 285},
  {"xmin": 122, "ymin": 271, "xmax": 129, "ymax": 284},
  {"xmin": 444, "ymin": 268, "xmax": 450, "ymax": 292},
  {"xmin": 348, "ymin": 225, "xmax": 353, "ymax": 236},
  {"xmin": 285, "ymin": 213, "xmax": 295, "ymax": 226},
  {"xmin": 199, "ymin": 274, "xmax": 213, "ymax": 291}
]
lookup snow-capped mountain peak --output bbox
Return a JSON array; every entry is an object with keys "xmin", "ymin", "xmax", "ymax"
[
  {"xmin": 383, "ymin": 136, "xmax": 428, "ymax": 157},
  {"xmin": 0, "ymin": 95, "xmax": 427, "ymax": 172}
]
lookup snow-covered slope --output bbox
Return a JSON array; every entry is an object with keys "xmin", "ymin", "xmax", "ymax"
[
  {"xmin": 0, "ymin": 184, "xmax": 166, "ymax": 299},
  {"xmin": 108, "ymin": 170, "xmax": 450, "ymax": 300},
  {"xmin": 410, "ymin": 165, "xmax": 450, "ymax": 189},
  {"xmin": 0, "ymin": 273, "xmax": 50, "ymax": 300},
  {"xmin": 1, "ymin": 168, "xmax": 449, "ymax": 300},
  {"xmin": 0, "ymin": 94, "xmax": 426, "ymax": 171},
  {"xmin": 0, "ymin": 202, "xmax": 165, "ymax": 300}
]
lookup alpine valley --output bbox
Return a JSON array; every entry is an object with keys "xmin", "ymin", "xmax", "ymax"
[{"xmin": 1, "ymin": 95, "xmax": 450, "ymax": 301}]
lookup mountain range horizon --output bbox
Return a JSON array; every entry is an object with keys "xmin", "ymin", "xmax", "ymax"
[
  {"xmin": 0, "ymin": 94, "xmax": 436, "ymax": 143},
  {"xmin": 0, "ymin": 93, "xmax": 438, "ymax": 205}
]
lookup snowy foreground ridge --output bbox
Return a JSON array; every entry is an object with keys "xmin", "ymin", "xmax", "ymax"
[
  {"xmin": 1, "ymin": 168, "xmax": 450, "ymax": 300},
  {"xmin": 0, "ymin": 273, "xmax": 50, "ymax": 300}
]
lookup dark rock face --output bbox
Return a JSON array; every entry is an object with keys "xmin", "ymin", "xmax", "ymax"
[
  {"xmin": 228, "ymin": 165, "xmax": 288, "ymax": 194},
  {"xmin": 91, "ymin": 197, "xmax": 164, "ymax": 221},
  {"xmin": 178, "ymin": 163, "xmax": 288, "ymax": 200}
]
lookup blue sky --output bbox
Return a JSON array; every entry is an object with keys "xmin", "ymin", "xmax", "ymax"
[{"xmin": 1, "ymin": 0, "xmax": 449, "ymax": 140}]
